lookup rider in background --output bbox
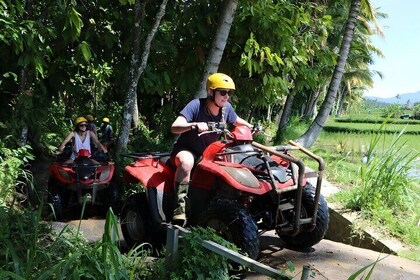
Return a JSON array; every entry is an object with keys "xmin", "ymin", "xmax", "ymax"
[
  {"xmin": 59, "ymin": 117, "xmax": 107, "ymax": 164},
  {"xmin": 170, "ymin": 73, "xmax": 252, "ymax": 225},
  {"xmin": 99, "ymin": 117, "xmax": 114, "ymax": 149},
  {"xmin": 85, "ymin": 114, "xmax": 97, "ymax": 135}
]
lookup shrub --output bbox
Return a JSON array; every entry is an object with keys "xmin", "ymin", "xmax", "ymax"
[
  {"xmin": 344, "ymin": 121, "xmax": 420, "ymax": 246},
  {"xmin": 0, "ymin": 142, "xmax": 34, "ymax": 206},
  {"xmin": 381, "ymin": 104, "xmax": 403, "ymax": 118},
  {"xmin": 166, "ymin": 227, "xmax": 240, "ymax": 280}
]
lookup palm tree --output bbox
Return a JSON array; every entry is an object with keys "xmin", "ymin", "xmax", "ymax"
[
  {"xmin": 296, "ymin": 0, "xmax": 377, "ymax": 147},
  {"xmin": 335, "ymin": 30, "xmax": 384, "ymax": 115}
]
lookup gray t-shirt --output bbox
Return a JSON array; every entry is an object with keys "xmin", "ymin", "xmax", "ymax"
[{"xmin": 172, "ymin": 98, "xmax": 238, "ymax": 157}]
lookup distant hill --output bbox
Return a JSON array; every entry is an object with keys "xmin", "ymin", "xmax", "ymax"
[{"xmin": 364, "ymin": 91, "xmax": 420, "ymax": 104}]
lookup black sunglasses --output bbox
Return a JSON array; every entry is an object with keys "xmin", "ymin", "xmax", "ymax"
[
  {"xmin": 216, "ymin": 90, "xmax": 230, "ymax": 96},
  {"xmin": 79, "ymin": 123, "xmax": 88, "ymax": 127}
]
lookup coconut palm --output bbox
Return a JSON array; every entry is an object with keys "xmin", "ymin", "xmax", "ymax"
[{"xmin": 296, "ymin": 0, "xmax": 379, "ymax": 147}]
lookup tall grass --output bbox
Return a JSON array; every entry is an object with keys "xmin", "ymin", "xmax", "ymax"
[
  {"xmin": 0, "ymin": 201, "xmax": 154, "ymax": 279},
  {"xmin": 0, "ymin": 143, "xmax": 34, "ymax": 206},
  {"xmin": 338, "ymin": 122, "xmax": 420, "ymax": 248},
  {"xmin": 348, "ymin": 124, "xmax": 418, "ymax": 211}
]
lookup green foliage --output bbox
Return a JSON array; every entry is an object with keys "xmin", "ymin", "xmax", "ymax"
[
  {"xmin": 275, "ymin": 116, "xmax": 311, "ymax": 143},
  {"xmin": 128, "ymin": 114, "xmax": 173, "ymax": 153},
  {"xmin": 349, "ymin": 127, "xmax": 418, "ymax": 210},
  {"xmin": 167, "ymin": 227, "xmax": 240, "ymax": 280},
  {"xmin": 381, "ymin": 104, "xmax": 403, "ymax": 118},
  {"xmin": 0, "ymin": 206, "xmax": 77, "ymax": 279},
  {"xmin": 324, "ymin": 118, "xmax": 420, "ymax": 135},
  {"xmin": 346, "ymin": 255, "xmax": 388, "ymax": 280},
  {"xmin": 234, "ymin": 0, "xmax": 334, "ymax": 109},
  {"xmin": 334, "ymin": 122, "xmax": 420, "ymax": 247},
  {"xmin": 0, "ymin": 143, "xmax": 34, "ymax": 206},
  {"xmin": 335, "ymin": 117, "xmax": 420, "ymax": 125},
  {"xmin": 413, "ymin": 103, "xmax": 420, "ymax": 119},
  {"xmin": 0, "ymin": 206, "xmax": 154, "ymax": 279}
]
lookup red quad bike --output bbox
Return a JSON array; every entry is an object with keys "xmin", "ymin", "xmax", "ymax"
[
  {"xmin": 120, "ymin": 123, "xmax": 329, "ymax": 259},
  {"xmin": 48, "ymin": 148, "xmax": 118, "ymax": 220}
]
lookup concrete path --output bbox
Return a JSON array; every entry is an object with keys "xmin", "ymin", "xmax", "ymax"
[
  {"xmin": 245, "ymin": 231, "xmax": 420, "ymax": 280},
  {"xmin": 60, "ymin": 176, "xmax": 420, "ymax": 280}
]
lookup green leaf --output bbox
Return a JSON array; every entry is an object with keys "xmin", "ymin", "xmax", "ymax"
[{"xmin": 79, "ymin": 41, "xmax": 92, "ymax": 62}]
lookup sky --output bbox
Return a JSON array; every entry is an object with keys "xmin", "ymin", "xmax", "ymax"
[{"xmin": 365, "ymin": 0, "xmax": 420, "ymax": 98}]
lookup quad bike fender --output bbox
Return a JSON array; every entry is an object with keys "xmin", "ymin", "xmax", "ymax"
[
  {"xmin": 49, "ymin": 162, "xmax": 75, "ymax": 184},
  {"xmin": 49, "ymin": 162, "xmax": 114, "ymax": 185},
  {"xmin": 193, "ymin": 160, "xmax": 272, "ymax": 195},
  {"xmin": 96, "ymin": 164, "xmax": 114, "ymax": 183},
  {"xmin": 124, "ymin": 158, "xmax": 174, "ymax": 192}
]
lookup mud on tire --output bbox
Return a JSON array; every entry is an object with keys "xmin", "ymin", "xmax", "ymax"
[{"xmin": 199, "ymin": 198, "xmax": 260, "ymax": 259}]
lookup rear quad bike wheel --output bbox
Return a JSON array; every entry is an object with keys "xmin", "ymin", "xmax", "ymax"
[
  {"xmin": 120, "ymin": 193, "xmax": 151, "ymax": 249},
  {"xmin": 199, "ymin": 198, "xmax": 260, "ymax": 260},
  {"xmin": 48, "ymin": 178, "xmax": 64, "ymax": 221},
  {"xmin": 276, "ymin": 183, "xmax": 329, "ymax": 249}
]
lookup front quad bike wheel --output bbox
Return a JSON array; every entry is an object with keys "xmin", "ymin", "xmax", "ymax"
[
  {"xmin": 277, "ymin": 183, "xmax": 329, "ymax": 249},
  {"xmin": 120, "ymin": 193, "xmax": 151, "ymax": 249},
  {"xmin": 199, "ymin": 198, "xmax": 260, "ymax": 260},
  {"xmin": 48, "ymin": 178, "xmax": 64, "ymax": 221},
  {"xmin": 102, "ymin": 181, "xmax": 121, "ymax": 214}
]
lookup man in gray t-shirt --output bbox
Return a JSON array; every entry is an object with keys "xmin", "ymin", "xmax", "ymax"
[{"xmin": 169, "ymin": 73, "xmax": 252, "ymax": 226}]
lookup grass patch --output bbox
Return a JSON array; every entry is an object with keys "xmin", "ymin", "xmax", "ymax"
[
  {"xmin": 314, "ymin": 127, "xmax": 419, "ymax": 259},
  {"xmin": 325, "ymin": 118, "xmax": 420, "ymax": 135},
  {"xmin": 278, "ymin": 116, "xmax": 420, "ymax": 260},
  {"xmin": 335, "ymin": 117, "xmax": 420, "ymax": 125}
]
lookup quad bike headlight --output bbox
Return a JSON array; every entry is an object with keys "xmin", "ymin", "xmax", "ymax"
[
  {"xmin": 58, "ymin": 169, "xmax": 72, "ymax": 181},
  {"xmin": 99, "ymin": 167, "xmax": 111, "ymax": 181},
  {"xmin": 220, "ymin": 166, "xmax": 260, "ymax": 188}
]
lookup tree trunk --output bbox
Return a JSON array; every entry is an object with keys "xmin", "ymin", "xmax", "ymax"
[
  {"xmin": 266, "ymin": 104, "xmax": 272, "ymax": 122},
  {"xmin": 275, "ymin": 91, "xmax": 295, "ymax": 141},
  {"xmin": 295, "ymin": 0, "xmax": 361, "ymax": 148},
  {"xmin": 302, "ymin": 89, "xmax": 319, "ymax": 120},
  {"xmin": 195, "ymin": 0, "xmax": 239, "ymax": 98},
  {"xmin": 20, "ymin": 0, "xmax": 34, "ymax": 146},
  {"xmin": 132, "ymin": 93, "xmax": 140, "ymax": 129},
  {"xmin": 116, "ymin": 0, "xmax": 168, "ymax": 155},
  {"xmin": 335, "ymin": 87, "xmax": 346, "ymax": 116},
  {"xmin": 279, "ymin": 92, "xmax": 295, "ymax": 130}
]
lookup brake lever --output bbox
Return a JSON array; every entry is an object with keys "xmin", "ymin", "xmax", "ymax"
[{"xmin": 198, "ymin": 130, "xmax": 219, "ymax": 137}]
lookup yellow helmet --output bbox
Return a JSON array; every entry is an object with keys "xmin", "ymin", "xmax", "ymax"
[
  {"xmin": 85, "ymin": 114, "xmax": 94, "ymax": 121},
  {"xmin": 102, "ymin": 117, "xmax": 110, "ymax": 123},
  {"xmin": 75, "ymin": 117, "xmax": 88, "ymax": 125},
  {"xmin": 206, "ymin": 73, "xmax": 236, "ymax": 90}
]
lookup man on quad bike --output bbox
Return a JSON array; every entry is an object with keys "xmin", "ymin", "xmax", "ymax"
[
  {"xmin": 59, "ymin": 116, "xmax": 107, "ymax": 164},
  {"xmin": 170, "ymin": 73, "xmax": 252, "ymax": 225},
  {"xmin": 99, "ymin": 117, "xmax": 114, "ymax": 150}
]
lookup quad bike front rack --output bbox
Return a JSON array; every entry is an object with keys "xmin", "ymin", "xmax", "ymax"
[{"xmin": 251, "ymin": 140, "xmax": 325, "ymax": 236}]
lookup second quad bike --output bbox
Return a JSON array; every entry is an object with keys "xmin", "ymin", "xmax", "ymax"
[
  {"xmin": 48, "ymin": 148, "xmax": 119, "ymax": 220},
  {"xmin": 120, "ymin": 123, "xmax": 329, "ymax": 259}
]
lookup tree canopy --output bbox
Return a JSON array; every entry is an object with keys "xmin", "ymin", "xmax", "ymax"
[{"xmin": 0, "ymin": 0, "xmax": 384, "ymax": 155}]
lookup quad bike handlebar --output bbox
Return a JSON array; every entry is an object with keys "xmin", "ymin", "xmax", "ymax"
[
  {"xmin": 120, "ymin": 151, "xmax": 171, "ymax": 160},
  {"xmin": 197, "ymin": 121, "xmax": 262, "ymax": 138}
]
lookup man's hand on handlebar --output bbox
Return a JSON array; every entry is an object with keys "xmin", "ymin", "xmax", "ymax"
[{"xmin": 191, "ymin": 122, "xmax": 209, "ymax": 133}]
